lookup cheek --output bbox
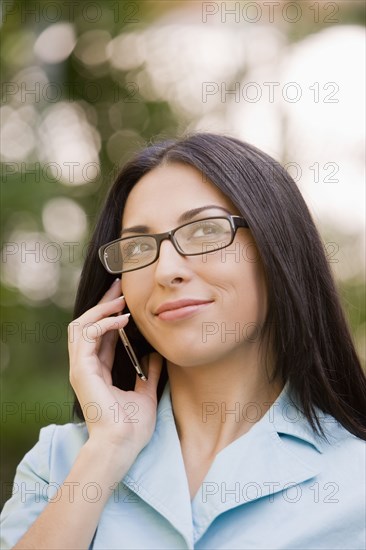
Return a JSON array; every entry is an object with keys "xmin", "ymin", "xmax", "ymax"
[
  {"xmin": 240, "ymin": 259, "xmax": 268, "ymax": 325},
  {"xmin": 121, "ymin": 274, "xmax": 150, "ymax": 318},
  {"xmin": 210, "ymin": 253, "xmax": 267, "ymax": 324}
]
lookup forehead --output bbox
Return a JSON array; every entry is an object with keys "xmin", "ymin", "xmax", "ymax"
[{"xmin": 122, "ymin": 162, "xmax": 239, "ymax": 226}]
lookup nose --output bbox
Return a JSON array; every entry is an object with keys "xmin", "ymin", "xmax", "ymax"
[{"xmin": 153, "ymin": 238, "xmax": 191, "ymax": 287}]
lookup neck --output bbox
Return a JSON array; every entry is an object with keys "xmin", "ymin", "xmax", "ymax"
[{"xmin": 167, "ymin": 345, "xmax": 283, "ymax": 459}]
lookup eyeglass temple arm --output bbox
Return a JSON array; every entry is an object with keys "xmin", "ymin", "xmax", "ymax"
[{"xmin": 233, "ymin": 216, "xmax": 249, "ymax": 228}]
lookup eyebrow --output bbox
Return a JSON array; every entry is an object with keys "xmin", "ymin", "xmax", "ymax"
[{"xmin": 121, "ymin": 205, "xmax": 233, "ymax": 236}]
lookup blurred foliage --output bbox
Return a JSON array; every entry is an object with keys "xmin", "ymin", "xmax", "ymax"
[{"xmin": 1, "ymin": 0, "xmax": 365, "ymax": 509}]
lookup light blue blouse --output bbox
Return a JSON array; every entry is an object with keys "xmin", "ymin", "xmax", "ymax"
[{"xmin": 1, "ymin": 381, "xmax": 365, "ymax": 549}]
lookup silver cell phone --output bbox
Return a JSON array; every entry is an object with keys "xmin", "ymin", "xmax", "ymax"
[{"xmin": 118, "ymin": 327, "xmax": 148, "ymax": 381}]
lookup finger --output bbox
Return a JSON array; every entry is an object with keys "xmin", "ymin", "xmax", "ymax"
[
  {"xmin": 79, "ymin": 313, "xmax": 130, "ymax": 349},
  {"xmin": 98, "ymin": 326, "xmax": 119, "ymax": 366},
  {"xmin": 74, "ymin": 296, "xmax": 126, "ymax": 331}
]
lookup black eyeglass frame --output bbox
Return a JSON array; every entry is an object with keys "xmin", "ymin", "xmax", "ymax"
[{"xmin": 98, "ymin": 215, "xmax": 250, "ymax": 274}]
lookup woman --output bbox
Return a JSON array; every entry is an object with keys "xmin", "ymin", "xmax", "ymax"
[{"xmin": 1, "ymin": 133, "xmax": 365, "ymax": 549}]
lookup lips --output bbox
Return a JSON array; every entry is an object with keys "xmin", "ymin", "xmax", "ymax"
[
  {"xmin": 155, "ymin": 298, "xmax": 213, "ymax": 315},
  {"xmin": 154, "ymin": 299, "xmax": 214, "ymax": 321}
]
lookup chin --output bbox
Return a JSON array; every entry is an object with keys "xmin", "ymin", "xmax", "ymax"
[{"xmin": 158, "ymin": 341, "xmax": 228, "ymax": 369}]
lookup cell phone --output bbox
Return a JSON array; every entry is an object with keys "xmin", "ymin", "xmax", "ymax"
[{"xmin": 118, "ymin": 327, "xmax": 148, "ymax": 381}]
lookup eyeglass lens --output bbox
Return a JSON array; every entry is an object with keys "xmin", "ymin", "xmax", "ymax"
[{"xmin": 103, "ymin": 218, "xmax": 233, "ymax": 273}]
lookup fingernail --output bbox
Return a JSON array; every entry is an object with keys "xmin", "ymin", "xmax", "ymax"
[
  {"xmin": 123, "ymin": 312, "xmax": 131, "ymax": 317},
  {"xmin": 115, "ymin": 295, "xmax": 125, "ymax": 301},
  {"xmin": 112, "ymin": 278, "xmax": 120, "ymax": 286}
]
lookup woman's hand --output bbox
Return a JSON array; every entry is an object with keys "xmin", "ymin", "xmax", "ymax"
[{"xmin": 68, "ymin": 278, "xmax": 163, "ymax": 459}]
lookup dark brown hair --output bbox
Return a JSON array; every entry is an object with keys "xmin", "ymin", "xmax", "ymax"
[{"xmin": 73, "ymin": 133, "xmax": 366, "ymax": 440}]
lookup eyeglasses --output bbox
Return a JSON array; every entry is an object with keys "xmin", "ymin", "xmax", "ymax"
[{"xmin": 98, "ymin": 215, "xmax": 249, "ymax": 274}]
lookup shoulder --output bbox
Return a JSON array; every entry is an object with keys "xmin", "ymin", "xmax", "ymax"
[
  {"xmin": 23, "ymin": 422, "xmax": 89, "ymax": 480},
  {"xmin": 278, "ymin": 383, "xmax": 365, "ymax": 446},
  {"xmin": 0, "ymin": 422, "xmax": 89, "ymax": 549},
  {"xmin": 35, "ymin": 421, "xmax": 88, "ymax": 452},
  {"xmin": 271, "ymin": 384, "xmax": 365, "ymax": 471},
  {"xmin": 47, "ymin": 420, "xmax": 88, "ymax": 455},
  {"xmin": 314, "ymin": 412, "xmax": 366, "ymax": 469},
  {"xmin": 44, "ymin": 420, "xmax": 89, "ymax": 446},
  {"xmin": 308, "ymin": 406, "xmax": 365, "ymax": 454},
  {"xmin": 268, "ymin": 392, "xmax": 365, "ymax": 533}
]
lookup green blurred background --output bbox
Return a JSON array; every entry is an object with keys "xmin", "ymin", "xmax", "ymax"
[{"xmin": 1, "ymin": 0, "xmax": 365, "ymax": 507}]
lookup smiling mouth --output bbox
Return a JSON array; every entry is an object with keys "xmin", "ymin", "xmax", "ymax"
[{"xmin": 155, "ymin": 301, "xmax": 213, "ymax": 321}]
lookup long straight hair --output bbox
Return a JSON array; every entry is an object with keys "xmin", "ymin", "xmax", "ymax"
[{"xmin": 73, "ymin": 133, "xmax": 366, "ymax": 440}]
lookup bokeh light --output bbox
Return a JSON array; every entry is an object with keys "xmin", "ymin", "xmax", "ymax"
[
  {"xmin": 34, "ymin": 22, "xmax": 76, "ymax": 64},
  {"xmin": 42, "ymin": 197, "xmax": 87, "ymax": 242}
]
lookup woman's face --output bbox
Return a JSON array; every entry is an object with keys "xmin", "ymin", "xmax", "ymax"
[{"xmin": 121, "ymin": 162, "xmax": 268, "ymax": 367}]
